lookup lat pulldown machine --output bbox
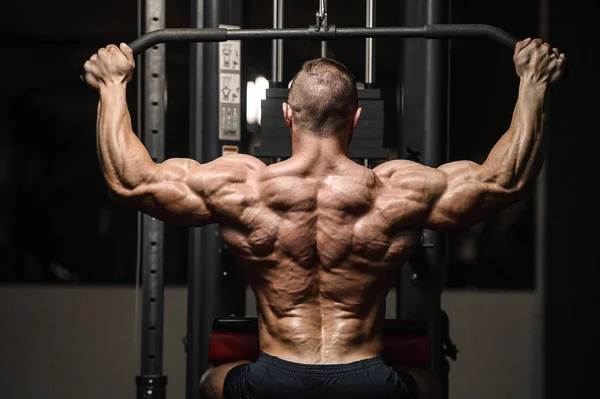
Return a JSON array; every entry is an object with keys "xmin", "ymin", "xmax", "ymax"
[{"xmin": 89, "ymin": 1, "xmax": 521, "ymax": 398}]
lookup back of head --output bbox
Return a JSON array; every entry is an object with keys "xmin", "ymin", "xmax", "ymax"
[{"xmin": 288, "ymin": 58, "xmax": 358, "ymax": 137}]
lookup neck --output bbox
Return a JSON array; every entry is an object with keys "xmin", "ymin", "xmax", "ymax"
[{"xmin": 291, "ymin": 130, "xmax": 349, "ymax": 164}]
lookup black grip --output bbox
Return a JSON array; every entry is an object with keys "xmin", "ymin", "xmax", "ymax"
[
  {"xmin": 80, "ymin": 28, "xmax": 229, "ymax": 83},
  {"xmin": 424, "ymin": 24, "xmax": 569, "ymax": 81},
  {"xmin": 424, "ymin": 24, "xmax": 518, "ymax": 49}
]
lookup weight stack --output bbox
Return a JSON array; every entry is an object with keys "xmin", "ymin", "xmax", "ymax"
[{"xmin": 253, "ymin": 87, "xmax": 389, "ymax": 160}]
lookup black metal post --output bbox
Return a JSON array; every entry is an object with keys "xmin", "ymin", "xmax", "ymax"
[
  {"xmin": 365, "ymin": 0, "xmax": 375, "ymax": 86},
  {"xmin": 198, "ymin": 0, "xmax": 221, "ymax": 383},
  {"xmin": 397, "ymin": 0, "xmax": 448, "ymax": 390},
  {"xmin": 186, "ymin": 0, "xmax": 204, "ymax": 398},
  {"xmin": 422, "ymin": 0, "xmax": 448, "ymax": 382},
  {"xmin": 137, "ymin": 0, "xmax": 168, "ymax": 397},
  {"xmin": 272, "ymin": 0, "xmax": 284, "ymax": 83},
  {"xmin": 186, "ymin": 1, "xmax": 244, "ymax": 399},
  {"xmin": 534, "ymin": 0, "xmax": 549, "ymax": 398}
]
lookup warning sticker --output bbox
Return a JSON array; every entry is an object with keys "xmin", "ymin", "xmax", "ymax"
[
  {"xmin": 222, "ymin": 145, "xmax": 239, "ymax": 156},
  {"xmin": 219, "ymin": 105, "xmax": 241, "ymax": 141},
  {"xmin": 218, "ymin": 24, "xmax": 241, "ymax": 142},
  {"xmin": 219, "ymin": 73, "xmax": 241, "ymax": 104}
]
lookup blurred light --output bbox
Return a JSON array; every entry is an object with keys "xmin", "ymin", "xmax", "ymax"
[
  {"xmin": 255, "ymin": 76, "xmax": 269, "ymax": 125},
  {"xmin": 245, "ymin": 75, "xmax": 270, "ymax": 126},
  {"xmin": 246, "ymin": 81, "xmax": 257, "ymax": 125}
]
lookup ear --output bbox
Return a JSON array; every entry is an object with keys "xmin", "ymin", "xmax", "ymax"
[
  {"xmin": 352, "ymin": 107, "xmax": 362, "ymax": 129},
  {"xmin": 282, "ymin": 102, "xmax": 293, "ymax": 128}
]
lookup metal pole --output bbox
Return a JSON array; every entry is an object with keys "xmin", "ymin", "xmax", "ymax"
[
  {"xmin": 320, "ymin": 0, "xmax": 328, "ymax": 57},
  {"xmin": 365, "ymin": 0, "xmax": 375, "ymax": 85},
  {"xmin": 422, "ymin": 0, "xmax": 447, "ymax": 381},
  {"xmin": 186, "ymin": 0, "xmax": 204, "ymax": 397},
  {"xmin": 271, "ymin": 0, "xmax": 284, "ymax": 83},
  {"xmin": 137, "ymin": 0, "xmax": 168, "ymax": 397},
  {"xmin": 196, "ymin": 0, "xmax": 223, "ymax": 394},
  {"xmin": 533, "ymin": 0, "xmax": 549, "ymax": 398}
]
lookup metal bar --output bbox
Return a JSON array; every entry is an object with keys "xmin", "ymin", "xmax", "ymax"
[
  {"xmin": 271, "ymin": 0, "xmax": 284, "ymax": 83},
  {"xmin": 193, "ymin": 0, "xmax": 223, "ymax": 396},
  {"xmin": 422, "ymin": 0, "xmax": 447, "ymax": 382},
  {"xmin": 138, "ymin": 0, "xmax": 167, "ymax": 398},
  {"xmin": 365, "ymin": 0, "xmax": 375, "ymax": 85},
  {"xmin": 125, "ymin": 24, "xmax": 518, "ymax": 54},
  {"xmin": 186, "ymin": 0, "xmax": 204, "ymax": 396},
  {"xmin": 533, "ymin": 0, "xmax": 549, "ymax": 398},
  {"xmin": 320, "ymin": 0, "xmax": 328, "ymax": 57}
]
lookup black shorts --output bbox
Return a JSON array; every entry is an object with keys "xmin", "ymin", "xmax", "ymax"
[{"xmin": 223, "ymin": 352, "xmax": 418, "ymax": 399}]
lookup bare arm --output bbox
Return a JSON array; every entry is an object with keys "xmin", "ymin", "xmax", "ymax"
[
  {"xmin": 424, "ymin": 38, "xmax": 566, "ymax": 229},
  {"xmin": 84, "ymin": 44, "xmax": 263, "ymax": 226},
  {"xmin": 374, "ymin": 38, "xmax": 565, "ymax": 231}
]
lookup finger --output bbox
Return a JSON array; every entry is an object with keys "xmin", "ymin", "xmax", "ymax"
[
  {"xmin": 514, "ymin": 38, "xmax": 532, "ymax": 57},
  {"xmin": 90, "ymin": 54, "xmax": 98, "ymax": 62},
  {"xmin": 559, "ymin": 54, "xmax": 567, "ymax": 70},
  {"xmin": 84, "ymin": 60, "xmax": 103, "ymax": 78},
  {"xmin": 97, "ymin": 47, "xmax": 108, "ymax": 58},
  {"xmin": 530, "ymin": 38, "xmax": 543, "ymax": 47},
  {"xmin": 120, "ymin": 43, "xmax": 136, "ymax": 67},
  {"xmin": 85, "ymin": 72, "xmax": 101, "ymax": 88},
  {"xmin": 552, "ymin": 48, "xmax": 560, "ymax": 58},
  {"xmin": 541, "ymin": 42, "xmax": 551, "ymax": 53},
  {"xmin": 83, "ymin": 63, "xmax": 102, "ymax": 88}
]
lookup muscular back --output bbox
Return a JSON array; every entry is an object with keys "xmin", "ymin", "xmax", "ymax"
[{"xmin": 215, "ymin": 156, "xmax": 425, "ymax": 364}]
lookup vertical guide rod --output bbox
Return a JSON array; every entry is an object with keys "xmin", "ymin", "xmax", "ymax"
[
  {"xmin": 422, "ymin": 0, "xmax": 447, "ymax": 381},
  {"xmin": 186, "ymin": 0, "xmax": 204, "ymax": 397},
  {"xmin": 138, "ymin": 0, "xmax": 168, "ymax": 397},
  {"xmin": 365, "ymin": 0, "xmax": 375, "ymax": 85},
  {"xmin": 272, "ymin": 0, "xmax": 284, "ymax": 83},
  {"xmin": 320, "ymin": 0, "xmax": 328, "ymax": 57},
  {"xmin": 533, "ymin": 0, "xmax": 549, "ymax": 398}
]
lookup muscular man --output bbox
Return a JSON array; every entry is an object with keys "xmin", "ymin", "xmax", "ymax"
[{"xmin": 83, "ymin": 38, "xmax": 565, "ymax": 399}]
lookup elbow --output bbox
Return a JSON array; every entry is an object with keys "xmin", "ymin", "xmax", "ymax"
[
  {"xmin": 107, "ymin": 184, "xmax": 134, "ymax": 204},
  {"xmin": 497, "ymin": 180, "xmax": 532, "ymax": 202}
]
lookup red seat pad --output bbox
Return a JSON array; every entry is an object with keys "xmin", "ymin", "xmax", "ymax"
[{"xmin": 208, "ymin": 332, "xmax": 430, "ymax": 367}]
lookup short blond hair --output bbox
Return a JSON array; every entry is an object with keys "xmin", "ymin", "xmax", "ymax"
[{"xmin": 288, "ymin": 58, "xmax": 358, "ymax": 137}]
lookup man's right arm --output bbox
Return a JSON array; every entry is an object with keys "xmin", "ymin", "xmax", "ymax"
[
  {"xmin": 423, "ymin": 38, "xmax": 565, "ymax": 230},
  {"xmin": 376, "ymin": 38, "xmax": 565, "ymax": 231}
]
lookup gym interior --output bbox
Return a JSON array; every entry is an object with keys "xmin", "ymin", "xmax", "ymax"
[{"xmin": 0, "ymin": 0, "xmax": 598, "ymax": 398}]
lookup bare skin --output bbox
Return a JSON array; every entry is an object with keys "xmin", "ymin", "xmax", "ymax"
[{"xmin": 84, "ymin": 38, "xmax": 565, "ymax": 398}]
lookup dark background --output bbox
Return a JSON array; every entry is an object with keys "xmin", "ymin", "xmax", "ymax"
[{"xmin": 1, "ymin": 0, "xmax": 599, "ymax": 397}]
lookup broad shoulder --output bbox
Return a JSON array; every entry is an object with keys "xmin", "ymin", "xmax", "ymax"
[
  {"xmin": 186, "ymin": 155, "xmax": 266, "ymax": 196},
  {"xmin": 373, "ymin": 160, "xmax": 445, "ymax": 189},
  {"xmin": 208, "ymin": 154, "xmax": 267, "ymax": 173},
  {"xmin": 372, "ymin": 160, "xmax": 449, "ymax": 213}
]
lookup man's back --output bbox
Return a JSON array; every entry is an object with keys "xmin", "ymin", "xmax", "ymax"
[{"xmin": 218, "ymin": 155, "xmax": 422, "ymax": 364}]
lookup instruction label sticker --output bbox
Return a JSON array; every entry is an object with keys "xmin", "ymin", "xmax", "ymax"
[
  {"xmin": 222, "ymin": 145, "xmax": 239, "ymax": 156},
  {"xmin": 219, "ymin": 25, "xmax": 242, "ymax": 141}
]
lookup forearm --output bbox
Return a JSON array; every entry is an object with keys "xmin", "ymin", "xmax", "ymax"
[
  {"xmin": 97, "ymin": 84, "xmax": 156, "ymax": 194},
  {"xmin": 480, "ymin": 78, "xmax": 547, "ymax": 192}
]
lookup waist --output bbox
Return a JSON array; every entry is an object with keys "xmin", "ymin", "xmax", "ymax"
[
  {"xmin": 258, "ymin": 325, "xmax": 384, "ymax": 364},
  {"xmin": 256, "ymin": 351, "xmax": 386, "ymax": 375}
]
